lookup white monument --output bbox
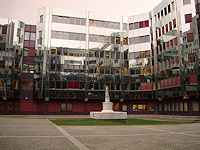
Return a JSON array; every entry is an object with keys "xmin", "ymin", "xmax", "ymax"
[{"xmin": 90, "ymin": 85, "xmax": 127, "ymax": 121}]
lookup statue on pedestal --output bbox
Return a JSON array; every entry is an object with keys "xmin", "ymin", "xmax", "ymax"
[{"xmin": 105, "ymin": 85, "xmax": 110, "ymax": 102}]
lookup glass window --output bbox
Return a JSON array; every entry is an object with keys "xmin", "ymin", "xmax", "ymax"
[
  {"xmin": 115, "ymin": 23, "xmax": 120, "ymax": 29},
  {"xmin": 123, "ymin": 23, "xmax": 127, "ymax": 30},
  {"xmin": 75, "ymin": 18, "xmax": 80, "ymax": 25},
  {"xmin": 30, "ymin": 33, "xmax": 35, "ymax": 41},
  {"xmin": 51, "ymin": 31, "xmax": 57, "ymax": 38},
  {"xmin": 25, "ymin": 32, "xmax": 30, "ymax": 40},
  {"xmin": 184, "ymin": 102, "xmax": 188, "ymax": 111},
  {"xmin": 172, "ymin": 1, "xmax": 175, "ymax": 11},
  {"xmin": 129, "ymin": 37, "xmax": 134, "ymax": 45},
  {"xmin": 129, "ymin": 23, "xmax": 133, "ymax": 30},
  {"xmin": 63, "ymin": 17, "xmax": 69, "ymax": 24},
  {"xmin": 31, "ymin": 26, "xmax": 36, "ymax": 31},
  {"xmin": 134, "ymin": 37, "xmax": 139, "ymax": 44},
  {"xmin": 52, "ymin": 15, "xmax": 58, "ymax": 22},
  {"xmin": 192, "ymin": 101, "xmax": 199, "ymax": 111},
  {"xmin": 134, "ymin": 22, "xmax": 139, "ymax": 29},
  {"xmin": 164, "ymin": 7, "xmax": 167, "ymax": 16},
  {"xmin": 168, "ymin": 4, "xmax": 171, "ymax": 13},
  {"xmin": 75, "ymin": 33, "xmax": 80, "ymax": 40},
  {"xmin": 80, "ymin": 18, "xmax": 86, "ymax": 25},
  {"xmin": 61, "ymin": 103, "xmax": 66, "ymax": 112},
  {"xmin": 30, "ymin": 41, "xmax": 35, "ymax": 47},
  {"xmin": 130, "ymin": 53, "xmax": 134, "ymax": 60},
  {"xmin": 145, "ymin": 35, "xmax": 150, "ymax": 42},
  {"xmin": 24, "ymin": 41, "xmax": 29, "ymax": 47},
  {"xmin": 67, "ymin": 103, "xmax": 72, "ymax": 112},
  {"xmin": 99, "ymin": 36, "xmax": 104, "ymax": 42},
  {"xmin": 105, "ymin": 21, "xmax": 110, "ymax": 28},
  {"xmin": 25, "ymin": 25, "xmax": 30, "ymax": 31},
  {"xmin": 21, "ymin": 81, "xmax": 27, "ymax": 89},
  {"xmin": 24, "ymin": 48, "xmax": 29, "ymax": 56},
  {"xmin": 110, "ymin": 22, "xmax": 115, "ymax": 29},
  {"xmin": 100, "ymin": 21, "xmax": 105, "ymax": 27},
  {"xmin": 183, "ymin": 0, "xmax": 191, "ymax": 5},
  {"xmin": 63, "ymin": 48, "xmax": 68, "ymax": 55},
  {"xmin": 89, "ymin": 35, "xmax": 94, "ymax": 42},
  {"xmin": 28, "ymin": 81, "xmax": 33, "ymax": 89},
  {"xmin": 94, "ymin": 20, "xmax": 99, "ymax": 27},
  {"xmin": 89, "ymin": 20, "xmax": 94, "ymax": 26},
  {"xmin": 57, "ymin": 32, "xmax": 63, "ymax": 39},
  {"xmin": 69, "ymin": 17, "xmax": 75, "ymax": 24},
  {"xmin": 58, "ymin": 16, "xmax": 63, "ymax": 23},
  {"xmin": 140, "ymin": 36, "xmax": 145, "ymax": 43},
  {"xmin": 63, "ymin": 32, "xmax": 68, "ymax": 39},
  {"xmin": 69, "ymin": 33, "xmax": 74, "ymax": 40},
  {"xmin": 40, "ymin": 15, "xmax": 43, "ymax": 23},
  {"xmin": 80, "ymin": 34, "xmax": 86, "ymax": 41},
  {"xmin": 135, "ymin": 52, "xmax": 140, "ymax": 59}
]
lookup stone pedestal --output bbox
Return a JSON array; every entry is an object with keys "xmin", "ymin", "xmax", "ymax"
[
  {"xmin": 90, "ymin": 102, "xmax": 127, "ymax": 120},
  {"xmin": 101, "ymin": 102, "xmax": 113, "ymax": 112}
]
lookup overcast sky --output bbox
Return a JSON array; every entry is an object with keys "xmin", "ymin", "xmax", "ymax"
[{"xmin": 0, "ymin": 0, "xmax": 162, "ymax": 24}]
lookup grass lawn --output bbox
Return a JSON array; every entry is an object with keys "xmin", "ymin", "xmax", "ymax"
[{"xmin": 50, "ymin": 118, "xmax": 189, "ymax": 126}]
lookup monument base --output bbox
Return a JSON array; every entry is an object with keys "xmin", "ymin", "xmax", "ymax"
[{"xmin": 90, "ymin": 111, "xmax": 127, "ymax": 120}]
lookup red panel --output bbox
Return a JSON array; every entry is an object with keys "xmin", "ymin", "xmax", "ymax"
[
  {"xmin": 159, "ymin": 28, "xmax": 161, "ymax": 36},
  {"xmin": 172, "ymin": 77, "xmax": 176, "ymax": 86},
  {"xmin": 29, "ymin": 49, "xmax": 35, "ymax": 57},
  {"xmin": 39, "ymin": 102, "xmax": 44, "ymax": 112},
  {"xmin": 165, "ymin": 24, "xmax": 168, "ymax": 32},
  {"xmin": 73, "ymin": 103, "xmax": 79, "ymax": 112},
  {"xmin": 147, "ymin": 82, "xmax": 152, "ymax": 90},
  {"xmin": 68, "ymin": 82, "xmax": 73, "ymax": 88},
  {"xmin": 20, "ymin": 102, "xmax": 26, "ymax": 111},
  {"xmin": 185, "ymin": 14, "xmax": 192, "ymax": 23},
  {"xmin": 32, "ymin": 102, "xmax": 38, "ymax": 112},
  {"xmin": 48, "ymin": 102, "xmax": 54, "ymax": 112},
  {"xmin": 162, "ymin": 26, "xmax": 165, "ymax": 34},
  {"xmin": 141, "ymin": 83, "xmax": 146, "ymax": 90},
  {"xmin": 190, "ymin": 74, "xmax": 198, "ymax": 84},
  {"xmin": 168, "ymin": 78, "xmax": 172, "ymax": 87},
  {"xmin": 78, "ymin": 103, "xmax": 84, "ymax": 112},
  {"xmin": 99, "ymin": 103, "xmax": 103, "ymax": 111},
  {"xmin": 151, "ymin": 34, "xmax": 153, "ymax": 41},
  {"xmin": 166, "ymin": 41, "xmax": 169, "ymax": 47},
  {"xmin": 152, "ymin": 65, "xmax": 155, "ymax": 73},
  {"xmin": 87, "ymin": 102, "xmax": 93, "ymax": 112},
  {"xmin": 173, "ymin": 19, "xmax": 176, "ymax": 28},
  {"xmin": 165, "ymin": 79, "xmax": 168, "ymax": 88},
  {"xmin": 187, "ymin": 33, "xmax": 194, "ymax": 41},
  {"xmin": 156, "ymin": 30, "xmax": 158, "ymax": 38},
  {"xmin": 170, "ymin": 39, "xmax": 173, "ymax": 46},
  {"xmin": 93, "ymin": 103, "xmax": 99, "ymax": 111},
  {"xmin": 139, "ymin": 21, "xmax": 144, "ymax": 28},
  {"xmin": 26, "ymin": 102, "xmax": 32, "ymax": 112},
  {"xmin": 54, "ymin": 102, "xmax": 60, "ymax": 112},
  {"xmin": 174, "ymin": 37, "xmax": 177, "ymax": 44},
  {"xmin": 188, "ymin": 53, "xmax": 196, "ymax": 57},
  {"xmin": 169, "ymin": 22, "xmax": 172, "ymax": 30},
  {"xmin": 175, "ymin": 56, "xmax": 179, "ymax": 61},
  {"xmin": 171, "ymin": 58, "xmax": 174, "ymax": 63},
  {"xmin": 144, "ymin": 20, "xmax": 149, "ymax": 27},
  {"xmin": 74, "ymin": 82, "xmax": 80, "ymax": 89},
  {"xmin": 177, "ymin": 76, "xmax": 181, "ymax": 86},
  {"xmin": 161, "ymin": 80, "xmax": 164, "ymax": 88}
]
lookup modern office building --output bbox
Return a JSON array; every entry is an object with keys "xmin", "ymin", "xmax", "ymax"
[{"xmin": 0, "ymin": 0, "xmax": 200, "ymax": 115}]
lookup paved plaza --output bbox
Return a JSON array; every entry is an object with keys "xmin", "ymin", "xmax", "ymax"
[{"xmin": 0, "ymin": 116, "xmax": 200, "ymax": 150}]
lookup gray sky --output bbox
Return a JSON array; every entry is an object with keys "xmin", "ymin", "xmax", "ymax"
[{"xmin": 0, "ymin": 0, "xmax": 162, "ymax": 24}]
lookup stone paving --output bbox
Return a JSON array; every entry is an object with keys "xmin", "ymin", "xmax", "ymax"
[{"xmin": 0, "ymin": 117, "xmax": 200, "ymax": 150}]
